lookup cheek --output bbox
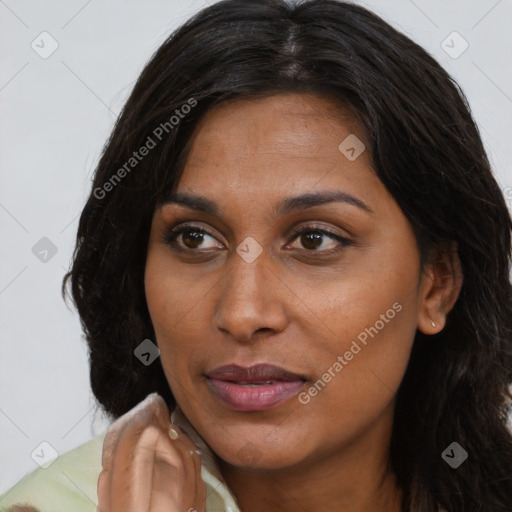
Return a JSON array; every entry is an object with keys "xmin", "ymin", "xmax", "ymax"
[
  {"xmin": 144, "ymin": 255, "xmax": 181, "ymax": 364},
  {"xmin": 144, "ymin": 250, "xmax": 201, "ymax": 333},
  {"xmin": 145, "ymin": 250, "xmax": 177, "ymax": 321},
  {"xmin": 144, "ymin": 253, "xmax": 211, "ymax": 377},
  {"xmin": 293, "ymin": 256, "xmax": 419, "ymax": 419}
]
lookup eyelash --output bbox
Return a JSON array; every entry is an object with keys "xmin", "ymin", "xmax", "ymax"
[{"xmin": 162, "ymin": 223, "xmax": 352, "ymax": 255}]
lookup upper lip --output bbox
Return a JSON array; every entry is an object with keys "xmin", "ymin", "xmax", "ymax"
[{"xmin": 205, "ymin": 363, "xmax": 307, "ymax": 382}]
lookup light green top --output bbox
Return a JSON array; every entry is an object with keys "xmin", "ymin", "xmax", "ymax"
[{"xmin": 0, "ymin": 431, "xmax": 106, "ymax": 512}]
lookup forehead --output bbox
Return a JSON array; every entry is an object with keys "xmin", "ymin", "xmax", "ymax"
[
  {"xmin": 174, "ymin": 92, "xmax": 386, "ymax": 212},
  {"xmin": 183, "ymin": 92, "xmax": 364, "ymax": 165}
]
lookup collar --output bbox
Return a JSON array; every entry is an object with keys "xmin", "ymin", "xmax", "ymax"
[{"xmin": 170, "ymin": 406, "xmax": 242, "ymax": 512}]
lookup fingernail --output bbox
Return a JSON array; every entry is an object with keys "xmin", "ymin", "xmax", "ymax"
[{"xmin": 169, "ymin": 426, "xmax": 179, "ymax": 440}]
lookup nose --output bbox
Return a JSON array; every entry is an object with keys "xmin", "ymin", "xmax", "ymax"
[{"xmin": 212, "ymin": 250, "xmax": 288, "ymax": 344}]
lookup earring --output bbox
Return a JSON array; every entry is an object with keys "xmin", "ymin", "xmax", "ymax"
[{"xmin": 431, "ymin": 321, "xmax": 436, "ymax": 328}]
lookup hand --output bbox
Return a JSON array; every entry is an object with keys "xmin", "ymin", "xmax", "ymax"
[{"xmin": 97, "ymin": 392, "xmax": 206, "ymax": 512}]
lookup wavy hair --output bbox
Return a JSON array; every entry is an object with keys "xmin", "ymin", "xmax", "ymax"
[{"xmin": 62, "ymin": 0, "xmax": 512, "ymax": 510}]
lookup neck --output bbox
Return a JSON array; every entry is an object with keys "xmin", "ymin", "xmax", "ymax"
[{"xmin": 217, "ymin": 406, "xmax": 403, "ymax": 512}]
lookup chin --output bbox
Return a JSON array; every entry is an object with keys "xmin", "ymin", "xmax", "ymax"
[{"xmin": 211, "ymin": 435, "xmax": 309, "ymax": 472}]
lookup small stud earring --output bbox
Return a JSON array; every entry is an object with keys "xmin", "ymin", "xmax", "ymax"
[{"xmin": 431, "ymin": 321, "xmax": 436, "ymax": 328}]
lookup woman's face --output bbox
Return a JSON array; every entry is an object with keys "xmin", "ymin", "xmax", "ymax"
[{"xmin": 145, "ymin": 92, "xmax": 432, "ymax": 470}]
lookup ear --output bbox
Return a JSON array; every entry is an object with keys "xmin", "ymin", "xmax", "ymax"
[{"xmin": 417, "ymin": 241, "xmax": 463, "ymax": 335}]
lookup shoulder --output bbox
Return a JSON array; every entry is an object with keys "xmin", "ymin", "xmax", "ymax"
[{"xmin": 0, "ymin": 430, "xmax": 107, "ymax": 512}]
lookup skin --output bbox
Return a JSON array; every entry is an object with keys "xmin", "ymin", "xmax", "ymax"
[
  {"xmin": 99, "ymin": 92, "xmax": 462, "ymax": 512},
  {"xmin": 97, "ymin": 393, "xmax": 206, "ymax": 512}
]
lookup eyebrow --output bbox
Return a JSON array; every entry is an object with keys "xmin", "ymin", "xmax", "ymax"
[{"xmin": 161, "ymin": 190, "xmax": 373, "ymax": 217}]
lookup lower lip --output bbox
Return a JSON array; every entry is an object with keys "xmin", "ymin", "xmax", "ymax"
[{"xmin": 207, "ymin": 378, "xmax": 306, "ymax": 411}]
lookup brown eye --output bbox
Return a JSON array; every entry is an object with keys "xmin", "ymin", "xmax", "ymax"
[
  {"xmin": 287, "ymin": 227, "xmax": 352, "ymax": 253},
  {"xmin": 163, "ymin": 225, "xmax": 223, "ymax": 251},
  {"xmin": 299, "ymin": 232, "xmax": 323, "ymax": 250},
  {"xmin": 181, "ymin": 229, "xmax": 206, "ymax": 249}
]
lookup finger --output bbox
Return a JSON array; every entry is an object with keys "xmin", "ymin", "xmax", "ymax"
[
  {"xmin": 101, "ymin": 392, "xmax": 162, "ymax": 472},
  {"xmin": 107, "ymin": 394, "xmax": 170, "ymax": 511},
  {"xmin": 97, "ymin": 392, "xmax": 163, "ymax": 511},
  {"xmin": 110, "ymin": 423, "xmax": 161, "ymax": 511},
  {"xmin": 101, "ymin": 394, "xmax": 205, "ymax": 512},
  {"xmin": 96, "ymin": 469, "xmax": 110, "ymax": 512},
  {"xmin": 149, "ymin": 426, "xmax": 206, "ymax": 512},
  {"xmin": 146, "ymin": 405, "xmax": 206, "ymax": 512},
  {"xmin": 111, "ymin": 415, "xmax": 204, "ymax": 512}
]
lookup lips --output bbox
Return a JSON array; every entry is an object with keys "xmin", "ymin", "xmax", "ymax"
[
  {"xmin": 205, "ymin": 363, "xmax": 308, "ymax": 411},
  {"xmin": 206, "ymin": 363, "xmax": 307, "ymax": 382}
]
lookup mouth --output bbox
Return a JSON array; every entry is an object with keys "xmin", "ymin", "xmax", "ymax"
[{"xmin": 204, "ymin": 363, "xmax": 308, "ymax": 412}]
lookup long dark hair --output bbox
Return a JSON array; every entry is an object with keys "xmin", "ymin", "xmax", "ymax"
[{"xmin": 62, "ymin": 0, "xmax": 512, "ymax": 510}]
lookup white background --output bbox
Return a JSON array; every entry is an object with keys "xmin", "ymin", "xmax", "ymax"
[{"xmin": 1, "ymin": 0, "xmax": 511, "ymax": 495}]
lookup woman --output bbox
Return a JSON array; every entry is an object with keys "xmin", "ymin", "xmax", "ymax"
[{"xmin": 1, "ymin": 0, "xmax": 511, "ymax": 511}]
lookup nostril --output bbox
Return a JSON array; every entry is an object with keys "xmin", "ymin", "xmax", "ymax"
[{"xmin": 255, "ymin": 327, "xmax": 273, "ymax": 336}]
